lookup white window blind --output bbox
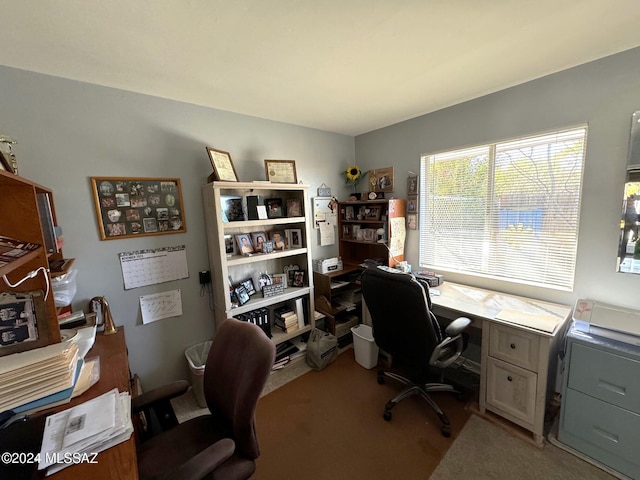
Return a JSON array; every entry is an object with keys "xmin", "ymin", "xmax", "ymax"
[{"xmin": 419, "ymin": 127, "xmax": 587, "ymax": 290}]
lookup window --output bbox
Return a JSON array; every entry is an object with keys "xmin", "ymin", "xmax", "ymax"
[{"xmin": 420, "ymin": 127, "xmax": 587, "ymax": 290}]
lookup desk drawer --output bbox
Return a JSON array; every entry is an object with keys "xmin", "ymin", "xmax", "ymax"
[
  {"xmin": 486, "ymin": 357, "xmax": 537, "ymax": 425},
  {"xmin": 568, "ymin": 343, "xmax": 640, "ymax": 411},
  {"xmin": 561, "ymin": 388, "xmax": 640, "ymax": 476},
  {"xmin": 488, "ymin": 323, "xmax": 540, "ymax": 371}
]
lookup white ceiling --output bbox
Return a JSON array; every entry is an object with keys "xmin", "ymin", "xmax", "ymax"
[{"xmin": 2, "ymin": 1, "xmax": 640, "ymax": 136}]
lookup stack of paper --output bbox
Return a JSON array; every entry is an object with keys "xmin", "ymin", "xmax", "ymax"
[
  {"xmin": 0, "ymin": 342, "xmax": 80, "ymax": 413},
  {"xmin": 38, "ymin": 388, "xmax": 133, "ymax": 475}
]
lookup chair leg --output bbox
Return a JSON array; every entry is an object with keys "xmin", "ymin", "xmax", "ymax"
[{"xmin": 379, "ymin": 373, "xmax": 459, "ymax": 437}]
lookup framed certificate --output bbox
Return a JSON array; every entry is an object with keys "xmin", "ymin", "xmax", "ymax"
[
  {"xmin": 207, "ymin": 147, "xmax": 239, "ymax": 182},
  {"xmin": 264, "ymin": 159, "xmax": 297, "ymax": 184}
]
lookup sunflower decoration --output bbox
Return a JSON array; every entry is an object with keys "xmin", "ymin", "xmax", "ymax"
[{"xmin": 341, "ymin": 165, "xmax": 365, "ymax": 193}]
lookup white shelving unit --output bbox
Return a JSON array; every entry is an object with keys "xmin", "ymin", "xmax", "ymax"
[{"xmin": 202, "ymin": 181, "xmax": 315, "ymax": 347}]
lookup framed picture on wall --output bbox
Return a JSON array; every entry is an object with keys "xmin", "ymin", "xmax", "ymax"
[
  {"xmin": 369, "ymin": 167, "xmax": 394, "ymax": 193},
  {"xmin": 90, "ymin": 177, "xmax": 186, "ymax": 240}
]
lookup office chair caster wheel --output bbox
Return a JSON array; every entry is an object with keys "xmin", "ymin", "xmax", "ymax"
[
  {"xmin": 383, "ymin": 410, "xmax": 392, "ymax": 421},
  {"xmin": 377, "ymin": 373, "xmax": 385, "ymax": 384},
  {"xmin": 441, "ymin": 424, "xmax": 451, "ymax": 437}
]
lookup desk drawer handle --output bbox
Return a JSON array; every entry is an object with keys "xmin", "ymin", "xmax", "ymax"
[
  {"xmin": 597, "ymin": 379, "xmax": 626, "ymax": 396},
  {"xmin": 592, "ymin": 425, "xmax": 619, "ymax": 444},
  {"xmin": 510, "ymin": 343, "xmax": 516, "ymax": 349},
  {"xmin": 507, "ymin": 376, "xmax": 513, "ymax": 382}
]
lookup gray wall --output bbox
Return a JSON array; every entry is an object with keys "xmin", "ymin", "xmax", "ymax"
[
  {"xmin": 356, "ymin": 47, "xmax": 640, "ymax": 313},
  {"xmin": 0, "ymin": 66, "xmax": 350, "ymax": 389}
]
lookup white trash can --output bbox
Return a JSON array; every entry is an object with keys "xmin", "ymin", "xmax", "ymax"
[
  {"xmin": 351, "ymin": 324, "xmax": 379, "ymax": 369},
  {"xmin": 185, "ymin": 341, "xmax": 212, "ymax": 408}
]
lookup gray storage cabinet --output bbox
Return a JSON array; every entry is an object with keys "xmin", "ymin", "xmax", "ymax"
[{"xmin": 558, "ymin": 325, "xmax": 640, "ymax": 480}]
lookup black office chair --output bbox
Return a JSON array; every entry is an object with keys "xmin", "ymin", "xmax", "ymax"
[{"xmin": 360, "ymin": 267, "xmax": 471, "ymax": 437}]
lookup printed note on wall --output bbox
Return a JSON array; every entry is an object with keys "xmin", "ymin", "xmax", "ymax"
[{"xmin": 140, "ymin": 289, "xmax": 183, "ymax": 324}]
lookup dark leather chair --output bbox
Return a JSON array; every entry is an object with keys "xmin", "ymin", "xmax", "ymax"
[
  {"xmin": 132, "ymin": 318, "xmax": 276, "ymax": 480},
  {"xmin": 360, "ymin": 266, "xmax": 471, "ymax": 437}
]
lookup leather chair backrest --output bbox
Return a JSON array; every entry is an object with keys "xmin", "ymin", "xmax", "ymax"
[{"xmin": 361, "ymin": 267, "xmax": 442, "ymax": 383}]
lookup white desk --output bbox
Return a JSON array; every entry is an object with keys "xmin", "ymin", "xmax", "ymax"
[{"xmin": 430, "ymin": 282, "xmax": 572, "ymax": 445}]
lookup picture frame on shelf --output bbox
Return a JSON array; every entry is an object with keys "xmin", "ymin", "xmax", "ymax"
[
  {"xmin": 345, "ymin": 205, "xmax": 354, "ymax": 220},
  {"xmin": 206, "ymin": 147, "xmax": 239, "ymax": 182},
  {"xmin": 342, "ymin": 224, "xmax": 352, "ymax": 239},
  {"xmin": 235, "ymin": 233, "xmax": 254, "ymax": 255},
  {"xmin": 220, "ymin": 195, "xmax": 244, "ymax": 222},
  {"xmin": 270, "ymin": 231, "xmax": 286, "ymax": 250},
  {"xmin": 234, "ymin": 284, "xmax": 250, "ymax": 305},
  {"xmin": 265, "ymin": 198, "xmax": 284, "ymax": 218},
  {"xmin": 264, "ymin": 159, "xmax": 298, "ymax": 184},
  {"xmin": 284, "ymin": 264, "xmax": 300, "ymax": 284},
  {"xmin": 365, "ymin": 206, "xmax": 381, "ymax": 220},
  {"xmin": 241, "ymin": 278, "xmax": 257, "ymax": 296},
  {"xmin": 286, "ymin": 198, "xmax": 302, "ymax": 217},
  {"xmin": 0, "ymin": 290, "xmax": 54, "ymax": 357},
  {"xmin": 251, "ymin": 232, "xmax": 268, "ymax": 252},
  {"xmin": 271, "ymin": 273, "xmax": 288, "ymax": 288},
  {"xmin": 292, "ymin": 270, "xmax": 305, "ymax": 287},
  {"xmin": 363, "ymin": 228, "xmax": 376, "ymax": 243},
  {"xmin": 224, "ymin": 234, "xmax": 235, "ymax": 256},
  {"xmin": 258, "ymin": 272, "xmax": 273, "ymax": 289},
  {"xmin": 262, "ymin": 240, "xmax": 274, "ymax": 253},
  {"xmin": 285, "ymin": 228, "xmax": 302, "ymax": 248},
  {"xmin": 369, "ymin": 167, "xmax": 394, "ymax": 193},
  {"xmin": 90, "ymin": 177, "xmax": 186, "ymax": 240}
]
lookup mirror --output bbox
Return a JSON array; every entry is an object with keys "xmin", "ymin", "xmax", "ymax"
[{"xmin": 617, "ymin": 110, "xmax": 640, "ymax": 273}]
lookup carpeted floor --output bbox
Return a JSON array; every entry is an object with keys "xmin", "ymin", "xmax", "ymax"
[
  {"xmin": 172, "ymin": 350, "xmax": 618, "ymax": 480},
  {"xmin": 253, "ymin": 351, "xmax": 471, "ymax": 480},
  {"xmin": 429, "ymin": 414, "xmax": 618, "ymax": 480}
]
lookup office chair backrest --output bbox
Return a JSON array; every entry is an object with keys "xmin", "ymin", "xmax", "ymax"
[
  {"xmin": 361, "ymin": 267, "xmax": 442, "ymax": 383},
  {"xmin": 203, "ymin": 318, "xmax": 276, "ymax": 460}
]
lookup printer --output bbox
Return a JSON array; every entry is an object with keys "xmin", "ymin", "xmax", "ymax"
[{"xmin": 572, "ymin": 298, "xmax": 640, "ymax": 346}]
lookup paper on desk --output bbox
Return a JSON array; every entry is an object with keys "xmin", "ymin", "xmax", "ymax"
[
  {"xmin": 39, "ymin": 388, "xmax": 133, "ymax": 473},
  {"xmin": 495, "ymin": 309, "xmax": 559, "ymax": 333}
]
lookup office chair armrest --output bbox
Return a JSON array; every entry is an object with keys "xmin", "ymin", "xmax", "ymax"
[
  {"xmin": 149, "ymin": 438, "xmax": 235, "ymax": 480},
  {"xmin": 445, "ymin": 316, "xmax": 471, "ymax": 337},
  {"xmin": 131, "ymin": 380, "xmax": 190, "ymax": 413},
  {"xmin": 429, "ymin": 317, "xmax": 471, "ymax": 369}
]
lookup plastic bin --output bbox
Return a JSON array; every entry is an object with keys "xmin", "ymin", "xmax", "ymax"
[
  {"xmin": 185, "ymin": 341, "xmax": 212, "ymax": 408},
  {"xmin": 351, "ymin": 324, "xmax": 379, "ymax": 369},
  {"xmin": 51, "ymin": 268, "xmax": 78, "ymax": 307}
]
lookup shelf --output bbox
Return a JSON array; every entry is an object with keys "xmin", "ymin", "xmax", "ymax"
[
  {"xmin": 270, "ymin": 324, "xmax": 312, "ymax": 346},
  {"xmin": 223, "ymin": 216, "xmax": 305, "ymax": 230},
  {"xmin": 0, "ymin": 247, "xmax": 43, "ymax": 278},
  {"xmin": 341, "ymin": 219, "xmax": 385, "ymax": 224},
  {"xmin": 340, "ymin": 239, "xmax": 386, "ymax": 245},
  {"xmin": 226, "ymin": 247, "xmax": 308, "ymax": 266},
  {"xmin": 226, "ymin": 286, "xmax": 312, "ymax": 316},
  {"xmin": 320, "ymin": 265, "xmax": 362, "ymax": 278}
]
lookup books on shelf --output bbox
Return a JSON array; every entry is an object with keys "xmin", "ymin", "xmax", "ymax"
[
  {"xmin": 36, "ymin": 192, "xmax": 58, "ymax": 254},
  {"xmin": 274, "ymin": 306, "xmax": 299, "ymax": 333}
]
